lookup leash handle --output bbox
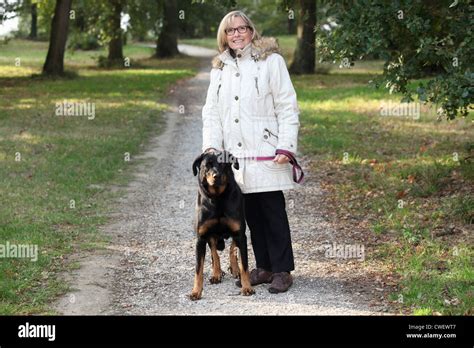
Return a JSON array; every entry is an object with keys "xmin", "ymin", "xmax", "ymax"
[{"xmin": 275, "ymin": 149, "xmax": 304, "ymax": 184}]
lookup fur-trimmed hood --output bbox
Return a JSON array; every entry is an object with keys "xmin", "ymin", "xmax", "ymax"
[{"xmin": 212, "ymin": 37, "xmax": 280, "ymax": 69}]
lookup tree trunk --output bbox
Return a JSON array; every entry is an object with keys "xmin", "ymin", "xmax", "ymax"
[
  {"xmin": 155, "ymin": 0, "xmax": 179, "ymax": 58},
  {"xmin": 108, "ymin": 0, "xmax": 124, "ymax": 63},
  {"xmin": 289, "ymin": 0, "xmax": 316, "ymax": 74},
  {"xmin": 29, "ymin": 3, "xmax": 37, "ymax": 39},
  {"xmin": 42, "ymin": 0, "xmax": 72, "ymax": 76}
]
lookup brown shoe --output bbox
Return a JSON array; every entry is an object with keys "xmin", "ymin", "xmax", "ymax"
[
  {"xmin": 235, "ymin": 268, "xmax": 273, "ymax": 287},
  {"xmin": 268, "ymin": 272, "xmax": 293, "ymax": 293}
]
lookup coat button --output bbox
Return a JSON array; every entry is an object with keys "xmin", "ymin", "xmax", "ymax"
[
  {"xmin": 235, "ymin": 96, "xmax": 239, "ymax": 100},
  {"xmin": 235, "ymin": 73, "xmax": 240, "ymax": 77},
  {"xmin": 237, "ymin": 54, "xmax": 242, "ymax": 58},
  {"xmin": 237, "ymin": 142, "xmax": 242, "ymax": 147},
  {"xmin": 263, "ymin": 135, "xmax": 268, "ymax": 139},
  {"xmin": 234, "ymin": 119, "xmax": 239, "ymax": 123}
]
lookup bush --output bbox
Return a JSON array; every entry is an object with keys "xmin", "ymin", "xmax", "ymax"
[{"xmin": 68, "ymin": 32, "xmax": 101, "ymax": 51}]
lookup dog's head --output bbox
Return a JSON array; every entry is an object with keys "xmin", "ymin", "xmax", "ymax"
[{"xmin": 192, "ymin": 151, "xmax": 239, "ymax": 192}]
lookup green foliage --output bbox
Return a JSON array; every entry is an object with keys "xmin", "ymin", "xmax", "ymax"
[
  {"xmin": 318, "ymin": 0, "xmax": 474, "ymax": 119},
  {"xmin": 237, "ymin": 0, "xmax": 291, "ymax": 36},
  {"xmin": 127, "ymin": 0, "xmax": 161, "ymax": 41},
  {"xmin": 178, "ymin": 0, "xmax": 232, "ymax": 38},
  {"xmin": 187, "ymin": 0, "xmax": 292, "ymax": 38},
  {"xmin": 447, "ymin": 195, "xmax": 474, "ymax": 224},
  {"xmin": 91, "ymin": 0, "xmax": 127, "ymax": 48},
  {"xmin": 12, "ymin": 0, "xmax": 55, "ymax": 40},
  {"xmin": 66, "ymin": 0, "xmax": 103, "ymax": 50},
  {"xmin": 68, "ymin": 32, "xmax": 100, "ymax": 51}
]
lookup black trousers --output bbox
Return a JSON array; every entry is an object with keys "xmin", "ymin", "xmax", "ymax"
[{"xmin": 243, "ymin": 191, "xmax": 295, "ymax": 273}]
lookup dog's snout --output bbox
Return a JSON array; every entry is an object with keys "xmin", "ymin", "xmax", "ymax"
[{"xmin": 205, "ymin": 169, "xmax": 221, "ymax": 186}]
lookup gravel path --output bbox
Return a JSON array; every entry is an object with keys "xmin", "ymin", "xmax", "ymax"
[{"xmin": 54, "ymin": 45, "xmax": 385, "ymax": 315}]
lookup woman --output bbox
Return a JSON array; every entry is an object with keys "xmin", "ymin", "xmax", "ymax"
[{"xmin": 202, "ymin": 10, "xmax": 300, "ymax": 293}]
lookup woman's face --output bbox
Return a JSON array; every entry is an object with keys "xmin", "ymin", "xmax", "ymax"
[{"xmin": 226, "ymin": 16, "xmax": 253, "ymax": 51}]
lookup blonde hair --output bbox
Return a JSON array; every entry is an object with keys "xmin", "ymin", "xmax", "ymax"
[{"xmin": 216, "ymin": 10, "xmax": 261, "ymax": 53}]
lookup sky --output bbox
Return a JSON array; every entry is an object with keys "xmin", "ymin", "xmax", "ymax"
[
  {"xmin": 0, "ymin": 0, "xmax": 19, "ymax": 36},
  {"xmin": 0, "ymin": 16, "xmax": 19, "ymax": 36}
]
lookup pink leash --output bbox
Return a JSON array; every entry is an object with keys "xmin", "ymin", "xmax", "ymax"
[{"xmin": 238, "ymin": 149, "xmax": 304, "ymax": 184}]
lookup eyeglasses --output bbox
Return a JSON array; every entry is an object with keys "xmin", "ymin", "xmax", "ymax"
[{"xmin": 225, "ymin": 25, "xmax": 251, "ymax": 36}]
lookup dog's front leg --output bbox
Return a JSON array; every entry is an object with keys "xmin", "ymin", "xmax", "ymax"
[
  {"xmin": 209, "ymin": 237, "xmax": 224, "ymax": 284},
  {"xmin": 236, "ymin": 235, "xmax": 255, "ymax": 296},
  {"xmin": 229, "ymin": 240, "xmax": 240, "ymax": 278},
  {"xmin": 190, "ymin": 238, "xmax": 206, "ymax": 300}
]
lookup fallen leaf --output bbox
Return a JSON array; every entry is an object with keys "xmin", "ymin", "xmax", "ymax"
[{"xmin": 396, "ymin": 190, "xmax": 407, "ymax": 199}]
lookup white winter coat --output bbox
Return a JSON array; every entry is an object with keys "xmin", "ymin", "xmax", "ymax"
[{"xmin": 202, "ymin": 37, "xmax": 300, "ymax": 193}]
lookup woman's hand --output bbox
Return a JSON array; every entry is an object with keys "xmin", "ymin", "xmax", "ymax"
[
  {"xmin": 273, "ymin": 154, "xmax": 290, "ymax": 164},
  {"xmin": 204, "ymin": 147, "xmax": 218, "ymax": 154}
]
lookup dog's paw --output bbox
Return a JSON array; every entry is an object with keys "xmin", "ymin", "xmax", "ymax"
[
  {"xmin": 229, "ymin": 268, "xmax": 240, "ymax": 279},
  {"xmin": 189, "ymin": 291, "xmax": 202, "ymax": 301},
  {"xmin": 240, "ymin": 287, "xmax": 255, "ymax": 296},
  {"xmin": 228, "ymin": 265, "xmax": 240, "ymax": 279},
  {"xmin": 209, "ymin": 275, "xmax": 222, "ymax": 284},
  {"xmin": 209, "ymin": 270, "xmax": 225, "ymax": 284}
]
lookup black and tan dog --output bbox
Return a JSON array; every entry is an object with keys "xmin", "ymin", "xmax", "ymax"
[{"xmin": 190, "ymin": 151, "xmax": 255, "ymax": 300}]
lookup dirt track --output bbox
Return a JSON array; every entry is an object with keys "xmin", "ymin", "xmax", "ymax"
[{"xmin": 54, "ymin": 45, "xmax": 387, "ymax": 315}]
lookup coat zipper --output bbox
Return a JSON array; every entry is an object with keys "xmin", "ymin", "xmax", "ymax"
[
  {"xmin": 217, "ymin": 83, "xmax": 221, "ymax": 102},
  {"xmin": 254, "ymin": 77, "xmax": 260, "ymax": 96}
]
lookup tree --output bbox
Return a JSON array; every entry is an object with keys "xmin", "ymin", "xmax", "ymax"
[
  {"xmin": 66, "ymin": 0, "xmax": 101, "ymax": 50},
  {"xmin": 289, "ymin": 0, "xmax": 316, "ymax": 74},
  {"xmin": 107, "ymin": 0, "xmax": 125, "ymax": 63},
  {"xmin": 29, "ymin": 1, "xmax": 38, "ymax": 39},
  {"xmin": 177, "ymin": 0, "xmax": 231, "ymax": 39},
  {"xmin": 0, "ymin": 0, "xmax": 21, "ymax": 23},
  {"xmin": 155, "ymin": 0, "xmax": 179, "ymax": 58},
  {"xmin": 318, "ymin": 0, "xmax": 473, "ymax": 119},
  {"xmin": 128, "ymin": 0, "xmax": 159, "ymax": 42},
  {"xmin": 42, "ymin": 0, "xmax": 73, "ymax": 76}
]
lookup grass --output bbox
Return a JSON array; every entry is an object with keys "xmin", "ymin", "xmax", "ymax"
[
  {"xmin": 179, "ymin": 37, "xmax": 218, "ymax": 51},
  {"xmin": 1, "ymin": 37, "xmax": 472, "ymax": 316},
  {"xmin": 0, "ymin": 39, "xmax": 199, "ymax": 314},
  {"xmin": 181, "ymin": 35, "xmax": 473, "ymax": 314},
  {"xmin": 387, "ymin": 242, "xmax": 473, "ymax": 315},
  {"xmin": 291, "ymin": 60, "xmax": 473, "ymax": 314}
]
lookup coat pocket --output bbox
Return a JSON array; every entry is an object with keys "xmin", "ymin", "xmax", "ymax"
[{"xmin": 258, "ymin": 128, "xmax": 288, "ymax": 172}]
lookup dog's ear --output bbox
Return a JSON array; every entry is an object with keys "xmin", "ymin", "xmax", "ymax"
[
  {"xmin": 192, "ymin": 153, "xmax": 205, "ymax": 176},
  {"xmin": 232, "ymin": 156, "xmax": 239, "ymax": 170},
  {"xmin": 224, "ymin": 151, "xmax": 239, "ymax": 170}
]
